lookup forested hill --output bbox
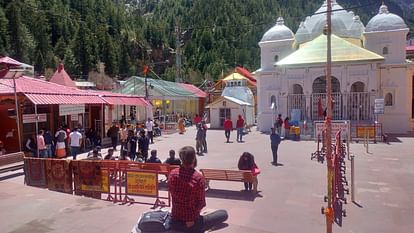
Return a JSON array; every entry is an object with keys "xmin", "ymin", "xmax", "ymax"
[{"xmin": 0, "ymin": 0, "xmax": 412, "ymax": 83}]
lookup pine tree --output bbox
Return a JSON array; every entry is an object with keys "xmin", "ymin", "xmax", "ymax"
[{"xmin": 0, "ymin": 7, "xmax": 9, "ymax": 55}]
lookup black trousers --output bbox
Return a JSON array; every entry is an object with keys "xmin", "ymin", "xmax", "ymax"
[
  {"xmin": 224, "ymin": 130, "xmax": 230, "ymax": 141},
  {"xmin": 170, "ymin": 210, "xmax": 228, "ymax": 233},
  {"xmin": 148, "ymin": 131, "xmax": 153, "ymax": 143},
  {"xmin": 111, "ymin": 137, "xmax": 118, "ymax": 150},
  {"xmin": 271, "ymin": 145, "xmax": 279, "ymax": 163}
]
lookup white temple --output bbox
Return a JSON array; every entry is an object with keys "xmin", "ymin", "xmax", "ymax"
[{"xmin": 255, "ymin": 0, "xmax": 414, "ymax": 133}]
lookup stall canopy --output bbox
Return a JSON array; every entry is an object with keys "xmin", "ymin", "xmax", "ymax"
[
  {"xmin": 25, "ymin": 93, "xmax": 105, "ymax": 105},
  {"xmin": 116, "ymin": 76, "xmax": 206, "ymax": 100},
  {"xmin": 85, "ymin": 90, "xmax": 150, "ymax": 106},
  {"xmin": 0, "ymin": 76, "xmax": 148, "ymax": 106}
]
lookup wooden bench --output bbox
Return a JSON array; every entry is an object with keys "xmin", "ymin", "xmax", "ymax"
[
  {"xmin": 200, "ymin": 169, "xmax": 255, "ymax": 190},
  {"xmin": 0, "ymin": 152, "xmax": 25, "ymax": 174},
  {"xmin": 128, "ymin": 162, "xmax": 179, "ymax": 176}
]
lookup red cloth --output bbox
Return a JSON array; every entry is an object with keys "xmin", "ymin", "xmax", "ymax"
[
  {"xmin": 284, "ymin": 119, "xmax": 290, "ymax": 129},
  {"xmin": 223, "ymin": 119, "xmax": 233, "ymax": 130},
  {"xmin": 236, "ymin": 117, "xmax": 244, "ymax": 128},
  {"xmin": 318, "ymin": 98, "xmax": 324, "ymax": 117},
  {"xmin": 193, "ymin": 116, "xmax": 202, "ymax": 124},
  {"xmin": 168, "ymin": 167, "xmax": 206, "ymax": 222}
]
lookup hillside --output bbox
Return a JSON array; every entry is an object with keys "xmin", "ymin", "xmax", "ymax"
[{"xmin": 0, "ymin": 0, "xmax": 412, "ymax": 83}]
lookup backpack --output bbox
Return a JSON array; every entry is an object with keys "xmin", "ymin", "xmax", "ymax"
[
  {"xmin": 57, "ymin": 131, "xmax": 65, "ymax": 142},
  {"xmin": 137, "ymin": 210, "xmax": 171, "ymax": 232}
]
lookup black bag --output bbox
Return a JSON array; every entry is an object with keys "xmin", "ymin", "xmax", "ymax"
[{"xmin": 138, "ymin": 210, "xmax": 171, "ymax": 232}]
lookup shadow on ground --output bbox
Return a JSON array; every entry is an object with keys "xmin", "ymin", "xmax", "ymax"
[{"xmin": 205, "ymin": 189, "xmax": 262, "ymax": 201}]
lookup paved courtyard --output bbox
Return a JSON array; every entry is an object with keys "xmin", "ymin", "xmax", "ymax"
[{"xmin": 1, "ymin": 126, "xmax": 414, "ymax": 233}]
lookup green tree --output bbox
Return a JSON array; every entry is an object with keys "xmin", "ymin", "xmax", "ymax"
[{"xmin": 0, "ymin": 7, "xmax": 9, "ymax": 55}]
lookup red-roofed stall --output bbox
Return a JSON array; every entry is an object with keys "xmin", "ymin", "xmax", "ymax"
[{"xmin": 0, "ymin": 75, "xmax": 149, "ymax": 153}]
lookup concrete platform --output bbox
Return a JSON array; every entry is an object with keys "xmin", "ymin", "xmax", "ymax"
[{"xmin": 1, "ymin": 126, "xmax": 414, "ymax": 233}]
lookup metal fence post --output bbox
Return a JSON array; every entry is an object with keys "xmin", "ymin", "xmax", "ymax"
[{"xmin": 351, "ymin": 155, "xmax": 355, "ymax": 202}]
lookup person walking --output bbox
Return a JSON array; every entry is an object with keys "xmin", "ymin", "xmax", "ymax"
[
  {"xmin": 201, "ymin": 120, "xmax": 208, "ymax": 153},
  {"xmin": 126, "ymin": 129, "xmax": 138, "ymax": 161},
  {"xmin": 238, "ymin": 152, "xmax": 259, "ymax": 192},
  {"xmin": 270, "ymin": 127, "xmax": 282, "ymax": 166},
  {"xmin": 195, "ymin": 123, "xmax": 204, "ymax": 155},
  {"xmin": 236, "ymin": 115, "xmax": 245, "ymax": 142},
  {"xmin": 69, "ymin": 128, "xmax": 82, "ymax": 160},
  {"xmin": 223, "ymin": 117, "xmax": 233, "ymax": 143},
  {"xmin": 138, "ymin": 130, "xmax": 150, "ymax": 161},
  {"xmin": 145, "ymin": 118, "xmax": 154, "ymax": 144},
  {"xmin": 37, "ymin": 130, "xmax": 47, "ymax": 158},
  {"xmin": 107, "ymin": 123, "xmax": 119, "ymax": 150},
  {"xmin": 43, "ymin": 129, "xmax": 54, "ymax": 158},
  {"xmin": 168, "ymin": 146, "xmax": 228, "ymax": 232},
  {"xmin": 119, "ymin": 124, "xmax": 128, "ymax": 154}
]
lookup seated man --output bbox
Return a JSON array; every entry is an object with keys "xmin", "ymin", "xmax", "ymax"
[
  {"xmin": 147, "ymin": 149, "xmax": 161, "ymax": 163},
  {"xmin": 86, "ymin": 148, "xmax": 103, "ymax": 160},
  {"xmin": 164, "ymin": 150, "xmax": 181, "ymax": 165},
  {"xmin": 169, "ymin": 146, "xmax": 228, "ymax": 232},
  {"xmin": 104, "ymin": 149, "xmax": 115, "ymax": 160}
]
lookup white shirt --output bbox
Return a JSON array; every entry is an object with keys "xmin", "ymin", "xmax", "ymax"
[
  {"xmin": 69, "ymin": 131, "xmax": 82, "ymax": 147},
  {"xmin": 146, "ymin": 120, "xmax": 153, "ymax": 131}
]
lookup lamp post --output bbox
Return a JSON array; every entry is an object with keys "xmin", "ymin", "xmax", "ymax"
[
  {"xmin": 4, "ymin": 69, "xmax": 24, "ymax": 151},
  {"xmin": 324, "ymin": 1, "xmax": 334, "ymax": 233}
]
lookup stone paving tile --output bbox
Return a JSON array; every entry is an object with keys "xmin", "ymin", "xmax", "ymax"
[{"xmin": 1, "ymin": 126, "xmax": 414, "ymax": 233}]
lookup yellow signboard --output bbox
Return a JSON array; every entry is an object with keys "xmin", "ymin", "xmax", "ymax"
[
  {"xmin": 356, "ymin": 126, "xmax": 376, "ymax": 138},
  {"xmin": 127, "ymin": 171, "xmax": 157, "ymax": 196},
  {"xmin": 80, "ymin": 184, "xmax": 102, "ymax": 192},
  {"xmin": 101, "ymin": 170, "xmax": 109, "ymax": 193}
]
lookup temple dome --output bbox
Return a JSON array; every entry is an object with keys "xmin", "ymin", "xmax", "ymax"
[
  {"xmin": 261, "ymin": 17, "xmax": 294, "ymax": 42},
  {"xmin": 295, "ymin": 0, "xmax": 364, "ymax": 44},
  {"xmin": 365, "ymin": 4, "xmax": 407, "ymax": 32}
]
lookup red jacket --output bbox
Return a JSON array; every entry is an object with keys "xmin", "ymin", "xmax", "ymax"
[
  {"xmin": 236, "ymin": 117, "xmax": 244, "ymax": 128},
  {"xmin": 223, "ymin": 119, "xmax": 233, "ymax": 130}
]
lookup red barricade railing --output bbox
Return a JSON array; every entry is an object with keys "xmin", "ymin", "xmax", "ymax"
[{"xmin": 24, "ymin": 158, "xmax": 175, "ymax": 207}]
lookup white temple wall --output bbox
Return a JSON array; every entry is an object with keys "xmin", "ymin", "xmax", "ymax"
[
  {"xmin": 378, "ymin": 66, "xmax": 411, "ymax": 133},
  {"xmin": 364, "ymin": 29, "xmax": 408, "ymax": 64},
  {"xmin": 259, "ymin": 39, "xmax": 295, "ymax": 71}
]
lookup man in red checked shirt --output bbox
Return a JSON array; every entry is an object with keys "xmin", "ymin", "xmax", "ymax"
[{"xmin": 169, "ymin": 146, "xmax": 227, "ymax": 232}]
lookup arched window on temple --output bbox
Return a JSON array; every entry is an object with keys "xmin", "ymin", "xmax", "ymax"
[
  {"xmin": 385, "ymin": 93, "xmax": 393, "ymax": 106},
  {"xmin": 382, "ymin": 47, "xmax": 389, "ymax": 55}
]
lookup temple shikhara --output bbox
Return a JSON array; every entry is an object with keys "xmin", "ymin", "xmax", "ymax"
[{"xmin": 255, "ymin": 0, "xmax": 414, "ymax": 133}]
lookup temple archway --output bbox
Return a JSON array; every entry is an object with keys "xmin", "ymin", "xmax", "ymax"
[{"xmin": 312, "ymin": 76, "xmax": 340, "ymax": 93}]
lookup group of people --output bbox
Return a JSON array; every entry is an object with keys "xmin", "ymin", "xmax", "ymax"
[
  {"xmin": 84, "ymin": 143, "xmax": 183, "ymax": 167},
  {"xmin": 167, "ymin": 146, "xmax": 262, "ymax": 232},
  {"xmin": 274, "ymin": 114, "xmax": 292, "ymax": 139},
  {"xmin": 223, "ymin": 114, "xmax": 246, "ymax": 143},
  {"xmin": 24, "ymin": 126, "xmax": 84, "ymax": 160}
]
